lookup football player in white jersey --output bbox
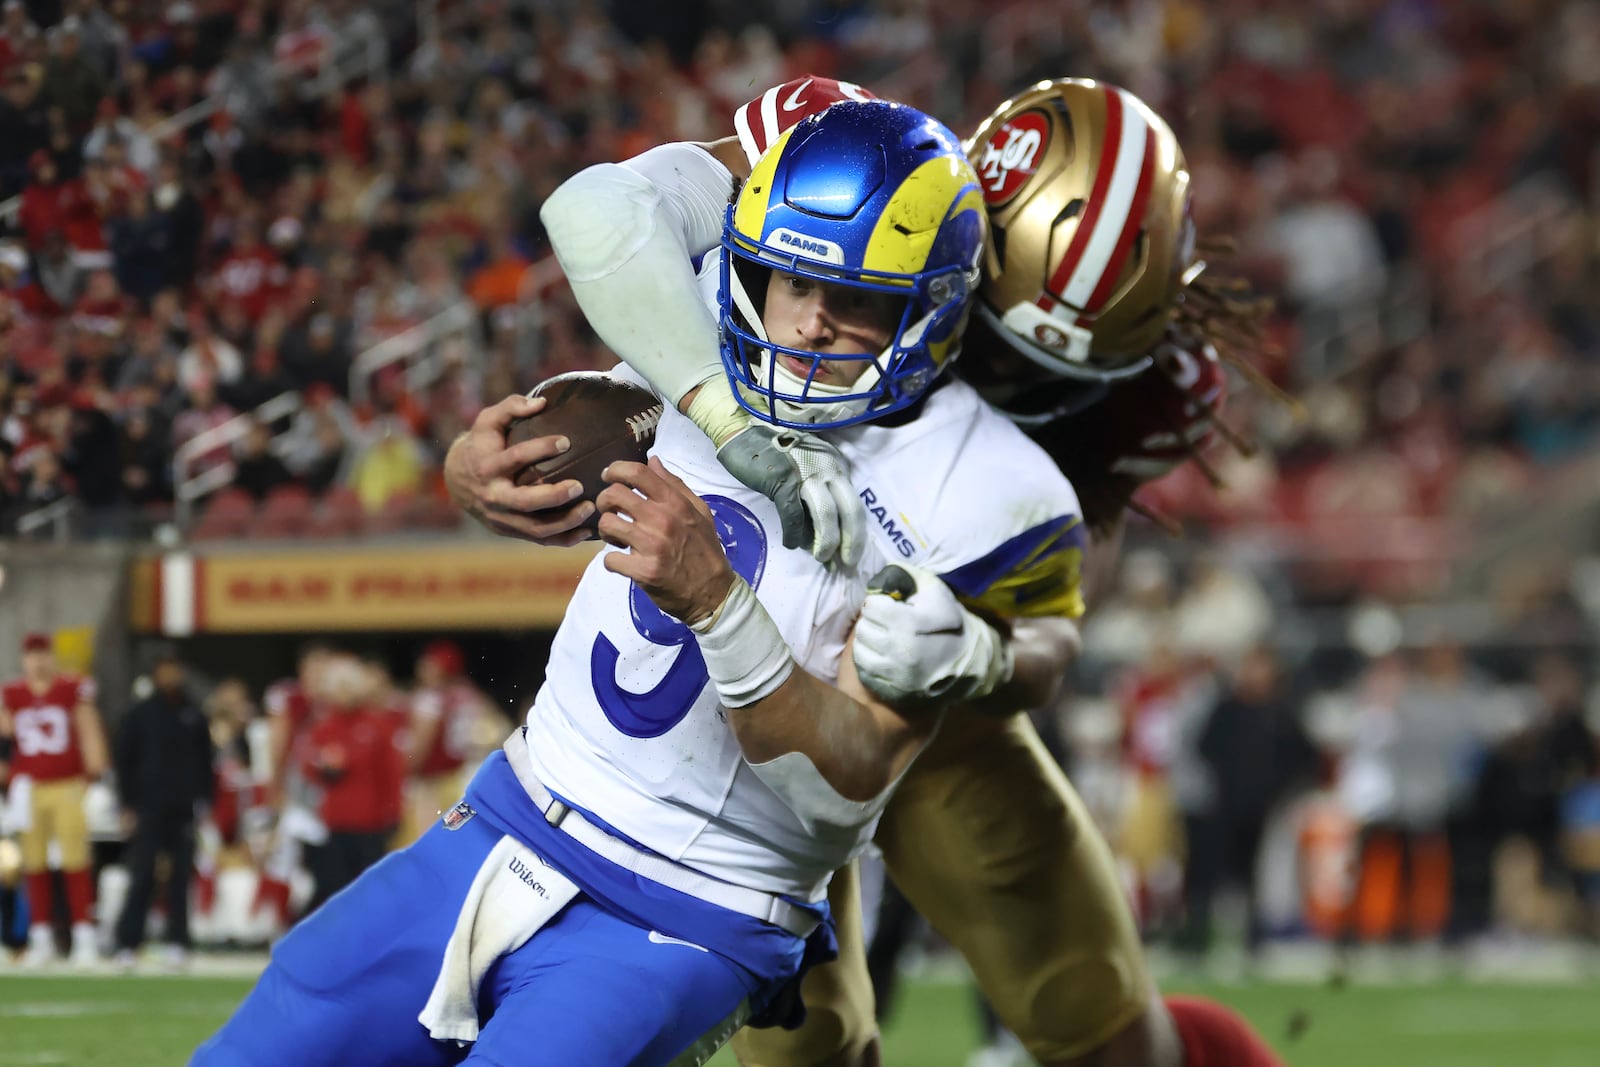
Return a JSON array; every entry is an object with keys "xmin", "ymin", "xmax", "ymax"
[
  {"xmin": 194, "ymin": 101, "xmax": 1085, "ymax": 1067},
  {"xmin": 449, "ymin": 79, "xmax": 1289, "ymax": 1067}
]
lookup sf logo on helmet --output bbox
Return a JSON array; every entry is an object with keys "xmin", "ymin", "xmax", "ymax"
[
  {"xmin": 1033, "ymin": 323, "xmax": 1071, "ymax": 352},
  {"xmin": 977, "ymin": 111, "xmax": 1049, "ymax": 205}
]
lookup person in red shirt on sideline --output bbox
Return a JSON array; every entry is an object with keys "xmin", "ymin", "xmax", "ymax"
[
  {"xmin": 0, "ymin": 631, "xmax": 109, "ymax": 965},
  {"xmin": 254, "ymin": 644, "xmax": 331, "ymax": 929},
  {"xmin": 299, "ymin": 656, "xmax": 405, "ymax": 912},
  {"xmin": 263, "ymin": 644, "xmax": 331, "ymax": 810},
  {"xmin": 1114, "ymin": 636, "xmax": 1209, "ymax": 936},
  {"xmin": 402, "ymin": 640, "xmax": 493, "ymax": 844}
]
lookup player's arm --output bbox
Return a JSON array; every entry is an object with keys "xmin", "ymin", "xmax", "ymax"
[
  {"xmin": 0, "ymin": 705, "xmax": 12, "ymax": 783},
  {"xmin": 695, "ymin": 135, "xmax": 752, "ymax": 181},
  {"xmin": 976, "ymin": 615, "xmax": 1081, "ymax": 716},
  {"xmin": 597, "ymin": 459, "xmax": 938, "ymax": 814},
  {"xmin": 444, "ymin": 392, "xmax": 597, "ymax": 546},
  {"xmin": 261, "ymin": 687, "xmax": 307, "ymax": 809},
  {"xmin": 75, "ymin": 686, "xmax": 109, "ymax": 779},
  {"xmin": 114, "ymin": 703, "xmax": 141, "ymax": 810},
  {"xmin": 541, "ymin": 139, "xmax": 865, "ymax": 566},
  {"xmin": 444, "ymin": 75, "xmax": 857, "ymax": 551},
  {"xmin": 728, "ymin": 627, "xmax": 935, "ymax": 806},
  {"xmin": 406, "ymin": 692, "xmax": 443, "ymax": 772},
  {"xmin": 539, "ymin": 142, "xmax": 731, "ymax": 424},
  {"xmin": 854, "ymin": 508, "xmax": 1091, "ymax": 716},
  {"xmin": 264, "ymin": 710, "xmax": 289, "ymax": 806},
  {"xmin": 1041, "ymin": 332, "xmax": 1238, "ymax": 536},
  {"xmin": 1081, "ymin": 510, "xmax": 1127, "ymax": 611},
  {"xmin": 546, "ymin": 73, "xmax": 876, "ymax": 429},
  {"xmin": 542, "ymin": 73, "xmax": 876, "ymax": 419}
]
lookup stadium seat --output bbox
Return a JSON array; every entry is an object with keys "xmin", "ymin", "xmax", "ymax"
[
  {"xmin": 367, "ymin": 492, "xmax": 423, "ymax": 535},
  {"xmin": 190, "ymin": 489, "xmax": 256, "ymax": 541},
  {"xmin": 256, "ymin": 485, "xmax": 315, "ymax": 538},
  {"xmin": 305, "ymin": 486, "xmax": 365, "ymax": 539},
  {"xmin": 416, "ymin": 495, "xmax": 464, "ymax": 531}
]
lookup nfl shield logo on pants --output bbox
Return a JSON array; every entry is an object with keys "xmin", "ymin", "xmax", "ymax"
[{"xmin": 442, "ymin": 802, "xmax": 475, "ymax": 830}]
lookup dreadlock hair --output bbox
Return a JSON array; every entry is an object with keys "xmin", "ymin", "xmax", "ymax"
[
  {"xmin": 1177, "ymin": 237, "xmax": 1298, "ymax": 412},
  {"xmin": 1121, "ymin": 237, "xmax": 1303, "ymax": 537}
]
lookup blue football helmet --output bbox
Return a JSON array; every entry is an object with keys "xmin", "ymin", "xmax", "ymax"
[{"xmin": 720, "ymin": 100, "xmax": 987, "ymax": 430}]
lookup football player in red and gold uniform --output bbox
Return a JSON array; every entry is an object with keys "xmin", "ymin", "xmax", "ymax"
[
  {"xmin": 719, "ymin": 77, "xmax": 1283, "ymax": 1067},
  {"xmin": 404, "ymin": 640, "xmax": 494, "ymax": 841},
  {"xmin": 0, "ymin": 631, "xmax": 109, "ymax": 965},
  {"xmin": 445, "ymin": 78, "xmax": 1286, "ymax": 1067},
  {"xmin": 253, "ymin": 644, "xmax": 332, "ymax": 930}
]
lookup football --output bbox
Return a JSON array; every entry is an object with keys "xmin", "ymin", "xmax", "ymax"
[{"xmin": 506, "ymin": 372, "xmax": 666, "ymax": 529}]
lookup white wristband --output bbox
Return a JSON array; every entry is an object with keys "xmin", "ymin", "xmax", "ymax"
[{"xmin": 690, "ymin": 576, "xmax": 795, "ymax": 707}]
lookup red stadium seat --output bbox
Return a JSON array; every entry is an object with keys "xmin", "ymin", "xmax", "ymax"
[
  {"xmin": 367, "ymin": 492, "xmax": 422, "ymax": 535},
  {"xmin": 305, "ymin": 486, "xmax": 365, "ymax": 539},
  {"xmin": 262, "ymin": 483, "xmax": 313, "ymax": 510},
  {"xmin": 190, "ymin": 488, "xmax": 256, "ymax": 541},
  {"xmin": 321, "ymin": 485, "xmax": 361, "ymax": 513},
  {"xmin": 256, "ymin": 484, "xmax": 314, "ymax": 538},
  {"xmin": 416, "ymin": 494, "xmax": 464, "ymax": 531}
]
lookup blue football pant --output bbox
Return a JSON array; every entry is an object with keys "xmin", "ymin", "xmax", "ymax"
[{"xmin": 191, "ymin": 816, "xmax": 756, "ymax": 1067}]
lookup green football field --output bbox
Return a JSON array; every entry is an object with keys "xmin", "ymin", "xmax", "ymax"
[{"xmin": 3, "ymin": 971, "xmax": 1600, "ymax": 1066}]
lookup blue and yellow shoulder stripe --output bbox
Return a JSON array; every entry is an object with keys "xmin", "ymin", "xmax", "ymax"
[{"xmin": 939, "ymin": 514, "xmax": 1088, "ymax": 620}]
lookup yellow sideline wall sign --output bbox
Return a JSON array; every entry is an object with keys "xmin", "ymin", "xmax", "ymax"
[{"xmin": 128, "ymin": 542, "xmax": 602, "ymax": 634}]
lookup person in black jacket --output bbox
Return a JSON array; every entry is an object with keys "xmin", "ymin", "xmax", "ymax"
[
  {"xmin": 113, "ymin": 649, "xmax": 214, "ymax": 967},
  {"xmin": 109, "ymin": 190, "xmax": 174, "ymax": 305},
  {"xmin": 232, "ymin": 419, "xmax": 295, "ymax": 502},
  {"xmin": 0, "ymin": 70, "xmax": 49, "ymax": 199},
  {"xmin": 1187, "ymin": 644, "xmax": 1319, "ymax": 955}
]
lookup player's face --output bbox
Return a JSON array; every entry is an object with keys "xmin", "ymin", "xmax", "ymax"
[
  {"xmin": 300, "ymin": 648, "xmax": 330, "ymax": 695},
  {"xmin": 761, "ymin": 272, "xmax": 899, "ymax": 385},
  {"xmin": 153, "ymin": 660, "xmax": 185, "ymax": 693},
  {"xmin": 363, "ymin": 661, "xmax": 392, "ymax": 703},
  {"xmin": 324, "ymin": 656, "xmax": 364, "ymax": 708},
  {"xmin": 20, "ymin": 649, "xmax": 52, "ymax": 683}
]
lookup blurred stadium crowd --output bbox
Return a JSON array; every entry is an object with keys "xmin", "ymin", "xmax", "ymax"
[
  {"xmin": 2, "ymin": 0, "xmax": 1600, "ymax": 962},
  {"xmin": 0, "ymin": 0, "xmax": 1597, "ymax": 556}
]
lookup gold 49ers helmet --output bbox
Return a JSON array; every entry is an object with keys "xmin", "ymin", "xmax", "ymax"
[{"xmin": 964, "ymin": 79, "xmax": 1199, "ymax": 383}]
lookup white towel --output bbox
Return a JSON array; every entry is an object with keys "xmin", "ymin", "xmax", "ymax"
[
  {"xmin": 418, "ymin": 834, "xmax": 580, "ymax": 1044},
  {"xmin": 2, "ymin": 775, "xmax": 32, "ymax": 835},
  {"xmin": 277, "ymin": 803, "xmax": 327, "ymax": 847}
]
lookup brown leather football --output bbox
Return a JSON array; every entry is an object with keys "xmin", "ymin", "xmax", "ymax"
[{"xmin": 506, "ymin": 372, "xmax": 665, "ymax": 530}]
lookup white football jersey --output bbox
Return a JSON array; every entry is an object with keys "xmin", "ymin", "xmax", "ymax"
[{"xmin": 523, "ymin": 269, "xmax": 1085, "ymax": 903}]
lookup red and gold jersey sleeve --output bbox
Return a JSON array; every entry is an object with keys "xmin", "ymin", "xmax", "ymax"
[
  {"xmin": 63, "ymin": 674, "xmax": 96, "ymax": 707},
  {"xmin": 733, "ymin": 75, "xmax": 877, "ymax": 168}
]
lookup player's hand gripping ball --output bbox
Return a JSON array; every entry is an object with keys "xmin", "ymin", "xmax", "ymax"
[{"xmin": 505, "ymin": 373, "xmax": 666, "ymax": 533}]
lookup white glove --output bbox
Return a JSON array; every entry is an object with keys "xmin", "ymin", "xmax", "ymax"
[
  {"xmin": 716, "ymin": 423, "xmax": 865, "ymax": 568},
  {"xmin": 851, "ymin": 564, "xmax": 1013, "ymax": 709}
]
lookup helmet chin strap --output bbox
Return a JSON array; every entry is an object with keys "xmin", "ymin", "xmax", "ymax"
[
  {"xmin": 979, "ymin": 301, "xmax": 1152, "ymax": 384},
  {"xmin": 975, "ymin": 381, "xmax": 1056, "ymax": 428},
  {"xmin": 975, "ymin": 377, "xmax": 1109, "ymax": 428}
]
